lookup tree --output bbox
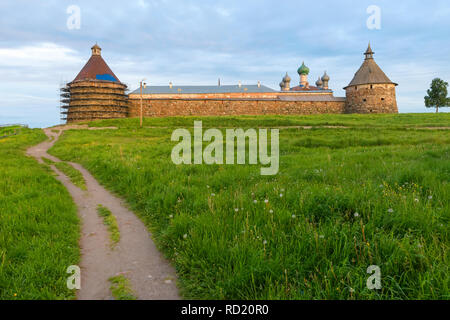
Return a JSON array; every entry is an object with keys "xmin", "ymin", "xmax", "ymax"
[{"xmin": 425, "ymin": 78, "xmax": 450, "ymax": 113}]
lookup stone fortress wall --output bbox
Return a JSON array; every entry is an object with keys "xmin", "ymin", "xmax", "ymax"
[{"xmin": 128, "ymin": 97, "xmax": 347, "ymax": 118}]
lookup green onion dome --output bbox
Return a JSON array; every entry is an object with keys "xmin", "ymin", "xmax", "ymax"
[{"xmin": 297, "ymin": 62, "xmax": 310, "ymax": 75}]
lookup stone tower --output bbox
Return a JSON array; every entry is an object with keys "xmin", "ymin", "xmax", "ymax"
[
  {"xmin": 61, "ymin": 44, "xmax": 128, "ymax": 123},
  {"xmin": 344, "ymin": 44, "xmax": 398, "ymax": 114}
]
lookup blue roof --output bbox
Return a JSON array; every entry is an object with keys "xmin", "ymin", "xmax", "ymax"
[
  {"xmin": 130, "ymin": 84, "xmax": 276, "ymax": 95},
  {"xmin": 96, "ymin": 74, "xmax": 118, "ymax": 82}
]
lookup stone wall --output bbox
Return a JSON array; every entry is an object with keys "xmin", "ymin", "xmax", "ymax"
[
  {"xmin": 128, "ymin": 98, "xmax": 346, "ymax": 117},
  {"xmin": 345, "ymin": 84, "xmax": 398, "ymax": 114}
]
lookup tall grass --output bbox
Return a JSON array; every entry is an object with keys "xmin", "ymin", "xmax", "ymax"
[
  {"xmin": 50, "ymin": 115, "xmax": 449, "ymax": 299},
  {"xmin": 0, "ymin": 128, "xmax": 80, "ymax": 300}
]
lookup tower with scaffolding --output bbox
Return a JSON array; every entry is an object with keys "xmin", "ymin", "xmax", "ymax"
[{"xmin": 60, "ymin": 44, "xmax": 128, "ymax": 123}]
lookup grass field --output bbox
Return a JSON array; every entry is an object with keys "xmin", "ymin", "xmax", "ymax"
[
  {"xmin": 49, "ymin": 114, "xmax": 450, "ymax": 299},
  {"xmin": 0, "ymin": 127, "xmax": 79, "ymax": 300}
]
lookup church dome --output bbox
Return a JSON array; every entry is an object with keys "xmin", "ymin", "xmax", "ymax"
[
  {"xmin": 315, "ymin": 77, "xmax": 323, "ymax": 87},
  {"xmin": 297, "ymin": 62, "xmax": 310, "ymax": 75},
  {"xmin": 283, "ymin": 73, "xmax": 291, "ymax": 82},
  {"xmin": 321, "ymin": 71, "xmax": 330, "ymax": 82}
]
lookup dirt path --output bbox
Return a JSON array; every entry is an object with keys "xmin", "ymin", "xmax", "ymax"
[{"xmin": 27, "ymin": 128, "xmax": 179, "ymax": 300}]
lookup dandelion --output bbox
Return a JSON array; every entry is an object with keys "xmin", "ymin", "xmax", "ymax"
[
  {"xmin": 169, "ymin": 214, "xmax": 173, "ymax": 219},
  {"xmin": 234, "ymin": 208, "xmax": 239, "ymax": 212},
  {"xmin": 263, "ymin": 240, "xmax": 267, "ymax": 245},
  {"xmin": 292, "ymin": 214, "xmax": 296, "ymax": 219},
  {"xmin": 428, "ymin": 195, "xmax": 433, "ymax": 200},
  {"xmin": 319, "ymin": 235, "xmax": 325, "ymax": 239},
  {"xmin": 13, "ymin": 293, "xmax": 17, "ymax": 297},
  {"xmin": 349, "ymin": 288, "xmax": 355, "ymax": 293},
  {"xmin": 183, "ymin": 234, "xmax": 188, "ymax": 239},
  {"xmin": 388, "ymin": 208, "xmax": 394, "ymax": 213},
  {"xmin": 253, "ymin": 200, "xmax": 257, "ymax": 204},
  {"xmin": 280, "ymin": 193, "xmax": 283, "ymax": 198},
  {"xmin": 207, "ymin": 185, "xmax": 210, "ymax": 188},
  {"xmin": 264, "ymin": 199, "xmax": 269, "ymax": 203},
  {"xmin": 211, "ymin": 193, "xmax": 215, "ymax": 197},
  {"xmin": 354, "ymin": 212, "xmax": 359, "ymax": 217},
  {"xmin": 414, "ymin": 198, "xmax": 419, "ymax": 202},
  {"xmin": 269, "ymin": 209, "xmax": 273, "ymax": 214}
]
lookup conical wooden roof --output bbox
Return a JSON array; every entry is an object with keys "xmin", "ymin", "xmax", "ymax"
[
  {"xmin": 345, "ymin": 45, "xmax": 396, "ymax": 89},
  {"xmin": 71, "ymin": 44, "xmax": 120, "ymax": 83}
]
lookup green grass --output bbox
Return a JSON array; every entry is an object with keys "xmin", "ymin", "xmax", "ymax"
[
  {"xmin": 82, "ymin": 113, "xmax": 450, "ymax": 129},
  {"xmin": 97, "ymin": 205, "xmax": 120, "ymax": 248},
  {"xmin": 0, "ymin": 127, "xmax": 80, "ymax": 300},
  {"xmin": 109, "ymin": 275, "xmax": 137, "ymax": 300},
  {"xmin": 42, "ymin": 157, "xmax": 55, "ymax": 165},
  {"xmin": 54, "ymin": 161, "xmax": 87, "ymax": 190},
  {"xmin": 49, "ymin": 114, "xmax": 450, "ymax": 300}
]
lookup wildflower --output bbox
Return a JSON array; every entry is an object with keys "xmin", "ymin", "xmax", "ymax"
[
  {"xmin": 13, "ymin": 293, "xmax": 17, "ymax": 297},
  {"xmin": 269, "ymin": 209, "xmax": 273, "ymax": 214},
  {"xmin": 292, "ymin": 214, "xmax": 296, "ymax": 219},
  {"xmin": 428, "ymin": 195, "xmax": 433, "ymax": 200},
  {"xmin": 349, "ymin": 288, "xmax": 355, "ymax": 293},
  {"xmin": 281, "ymin": 188, "xmax": 285, "ymax": 192},
  {"xmin": 354, "ymin": 212, "xmax": 359, "ymax": 217},
  {"xmin": 183, "ymin": 234, "xmax": 188, "ymax": 239},
  {"xmin": 263, "ymin": 240, "xmax": 267, "ymax": 245},
  {"xmin": 388, "ymin": 208, "xmax": 394, "ymax": 213},
  {"xmin": 280, "ymin": 193, "xmax": 283, "ymax": 198},
  {"xmin": 234, "ymin": 208, "xmax": 239, "ymax": 212},
  {"xmin": 207, "ymin": 185, "xmax": 210, "ymax": 188},
  {"xmin": 414, "ymin": 198, "xmax": 419, "ymax": 202},
  {"xmin": 264, "ymin": 199, "xmax": 269, "ymax": 203},
  {"xmin": 319, "ymin": 235, "xmax": 325, "ymax": 239},
  {"xmin": 253, "ymin": 200, "xmax": 257, "ymax": 204},
  {"xmin": 169, "ymin": 214, "xmax": 173, "ymax": 219},
  {"xmin": 177, "ymin": 199, "xmax": 182, "ymax": 203},
  {"xmin": 211, "ymin": 193, "xmax": 215, "ymax": 197}
]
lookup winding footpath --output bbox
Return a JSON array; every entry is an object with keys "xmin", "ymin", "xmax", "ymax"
[{"xmin": 27, "ymin": 127, "xmax": 179, "ymax": 300}]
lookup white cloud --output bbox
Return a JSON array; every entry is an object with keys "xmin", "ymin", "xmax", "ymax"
[{"xmin": 0, "ymin": 42, "xmax": 82, "ymax": 68}]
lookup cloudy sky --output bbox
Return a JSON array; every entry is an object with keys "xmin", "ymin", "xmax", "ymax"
[{"xmin": 0, "ymin": 0, "xmax": 449, "ymax": 127}]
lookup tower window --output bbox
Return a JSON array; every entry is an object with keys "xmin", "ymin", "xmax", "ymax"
[
  {"xmin": 363, "ymin": 99, "xmax": 367, "ymax": 102},
  {"xmin": 370, "ymin": 85, "xmax": 373, "ymax": 89},
  {"xmin": 381, "ymin": 98, "xmax": 385, "ymax": 101}
]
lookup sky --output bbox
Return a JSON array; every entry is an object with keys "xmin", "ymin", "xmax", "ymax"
[{"xmin": 0, "ymin": 0, "xmax": 449, "ymax": 128}]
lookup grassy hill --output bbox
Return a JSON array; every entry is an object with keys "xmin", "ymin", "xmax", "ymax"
[{"xmin": 49, "ymin": 114, "xmax": 449, "ymax": 299}]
